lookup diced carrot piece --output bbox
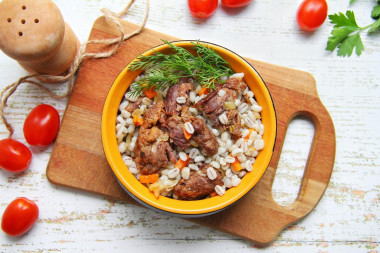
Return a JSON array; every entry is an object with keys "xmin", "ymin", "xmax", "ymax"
[
  {"xmin": 232, "ymin": 157, "xmax": 243, "ymax": 172},
  {"xmin": 244, "ymin": 128, "xmax": 255, "ymax": 140},
  {"xmin": 175, "ymin": 156, "xmax": 190, "ymax": 170},
  {"xmin": 210, "ymin": 192, "xmax": 218, "ymax": 197},
  {"xmin": 139, "ymin": 174, "xmax": 159, "ymax": 184},
  {"xmin": 183, "ymin": 124, "xmax": 193, "ymax": 141},
  {"xmin": 144, "ymin": 86, "xmax": 157, "ymax": 99},
  {"xmin": 199, "ymin": 87, "xmax": 209, "ymax": 96},
  {"xmin": 133, "ymin": 115, "xmax": 143, "ymax": 126}
]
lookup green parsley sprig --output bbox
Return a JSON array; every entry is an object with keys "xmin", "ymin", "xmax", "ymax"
[
  {"xmin": 127, "ymin": 40, "xmax": 234, "ymax": 97},
  {"xmin": 326, "ymin": 0, "xmax": 380, "ymax": 57}
]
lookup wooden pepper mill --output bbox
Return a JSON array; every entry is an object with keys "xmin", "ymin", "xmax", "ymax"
[{"xmin": 0, "ymin": 0, "xmax": 79, "ymax": 78}]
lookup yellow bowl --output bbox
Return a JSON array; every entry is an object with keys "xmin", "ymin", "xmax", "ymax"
[{"xmin": 102, "ymin": 41, "xmax": 276, "ymax": 217}]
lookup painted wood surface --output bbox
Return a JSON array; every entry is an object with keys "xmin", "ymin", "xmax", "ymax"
[{"xmin": 0, "ymin": 0, "xmax": 379, "ymax": 252}]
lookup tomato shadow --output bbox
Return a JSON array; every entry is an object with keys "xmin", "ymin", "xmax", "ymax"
[
  {"xmin": 3, "ymin": 227, "xmax": 36, "ymax": 241},
  {"xmin": 0, "ymin": 168, "xmax": 29, "ymax": 178},
  {"xmin": 29, "ymin": 144, "xmax": 52, "ymax": 155},
  {"xmin": 294, "ymin": 21, "xmax": 318, "ymax": 38},
  {"xmin": 189, "ymin": 15, "xmax": 214, "ymax": 25}
]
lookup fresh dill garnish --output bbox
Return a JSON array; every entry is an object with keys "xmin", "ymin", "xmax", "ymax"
[{"xmin": 127, "ymin": 40, "xmax": 234, "ymax": 97}]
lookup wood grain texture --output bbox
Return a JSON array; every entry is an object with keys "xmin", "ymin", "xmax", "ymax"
[
  {"xmin": 0, "ymin": 0, "xmax": 379, "ymax": 252},
  {"xmin": 46, "ymin": 17, "xmax": 335, "ymax": 246}
]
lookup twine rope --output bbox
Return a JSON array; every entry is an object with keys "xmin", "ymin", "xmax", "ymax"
[{"xmin": 0, "ymin": 0, "xmax": 149, "ymax": 138}]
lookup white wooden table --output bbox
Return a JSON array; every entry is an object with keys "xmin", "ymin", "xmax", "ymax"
[{"xmin": 1, "ymin": 0, "xmax": 379, "ymax": 252}]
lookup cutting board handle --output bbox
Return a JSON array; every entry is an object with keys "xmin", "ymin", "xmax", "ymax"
[
  {"xmin": 289, "ymin": 107, "xmax": 335, "ymax": 213},
  {"xmin": 250, "ymin": 83, "xmax": 336, "ymax": 246}
]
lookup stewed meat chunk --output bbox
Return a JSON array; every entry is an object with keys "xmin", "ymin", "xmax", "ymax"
[
  {"xmin": 165, "ymin": 81, "xmax": 194, "ymax": 116},
  {"xmin": 165, "ymin": 115, "xmax": 190, "ymax": 149},
  {"xmin": 173, "ymin": 164, "xmax": 223, "ymax": 200},
  {"xmin": 189, "ymin": 116, "xmax": 219, "ymax": 156},
  {"xmin": 195, "ymin": 77, "xmax": 247, "ymax": 138},
  {"xmin": 165, "ymin": 106, "xmax": 219, "ymax": 156},
  {"xmin": 133, "ymin": 101, "xmax": 176, "ymax": 175}
]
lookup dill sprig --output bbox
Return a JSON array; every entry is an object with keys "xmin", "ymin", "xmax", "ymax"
[{"xmin": 127, "ymin": 40, "xmax": 234, "ymax": 97}]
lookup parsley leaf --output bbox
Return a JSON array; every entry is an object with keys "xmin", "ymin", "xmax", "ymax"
[
  {"xmin": 326, "ymin": 26, "xmax": 358, "ymax": 52},
  {"xmin": 371, "ymin": 5, "xmax": 380, "ymax": 19},
  {"xmin": 326, "ymin": 11, "xmax": 363, "ymax": 56},
  {"xmin": 337, "ymin": 33, "xmax": 364, "ymax": 56},
  {"xmin": 326, "ymin": 8, "xmax": 380, "ymax": 57},
  {"xmin": 329, "ymin": 11, "xmax": 359, "ymax": 28}
]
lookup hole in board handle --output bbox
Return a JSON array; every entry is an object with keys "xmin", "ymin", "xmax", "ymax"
[{"xmin": 271, "ymin": 115, "xmax": 315, "ymax": 207}]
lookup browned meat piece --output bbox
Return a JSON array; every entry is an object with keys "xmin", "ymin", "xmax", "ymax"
[
  {"xmin": 224, "ymin": 77, "xmax": 247, "ymax": 92},
  {"xmin": 125, "ymin": 97, "xmax": 143, "ymax": 113},
  {"xmin": 173, "ymin": 164, "xmax": 223, "ymax": 200},
  {"xmin": 164, "ymin": 107, "xmax": 219, "ymax": 155},
  {"xmin": 134, "ymin": 101, "xmax": 176, "ymax": 175},
  {"xmin": 165, "ymin": 82, "xmax": 194, "ymax": 116},
  {"xmin": 225, "ymin": 110, "xmax": 241, "ymax": 137},
  {"xmin": 166, "ymin": 115, "xmax": 190, "ymax": 149},
  {"xmin": 195, "ymin": 77, "xmax": 247, "ymax": 138},
  {"xmin": 142, "ymin": 100, "xmax": 164, "ymax": 126},
  {"xmin": 189, "ymin": 116, "xmax": 219, "ymax": 156},
  {"xmin": 137, "ymin": 141, "xmax": 177, "ymax": 175}
]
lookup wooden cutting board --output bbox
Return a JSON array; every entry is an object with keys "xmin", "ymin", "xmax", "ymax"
[{"xmin": 46, "ymin": 16, "xmax": 335, "ymax": 247}]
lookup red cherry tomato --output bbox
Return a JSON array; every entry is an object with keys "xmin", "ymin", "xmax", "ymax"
[
  {"xmin": 296, "ymin": 0, "xmax": 328, "ymax": 31},
  {"xmin": 188, "ymin": 0, "xmax": 218, "ymax": 18},
  {"xmin": 1, "ymin": 197, "xmax": 39, "ymax": 237},
  {"xmin": 0, "ymin": 139, "xmax": 32, "ymax": 173},
  {"xmin": 23, "ymin": 104, "xmax": 60, "ymax": 147},
  {"xmin": 221, "ymin": 0, "xmax": 252, "ymax": 8}
]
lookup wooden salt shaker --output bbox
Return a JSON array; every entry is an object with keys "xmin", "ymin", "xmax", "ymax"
[{"xmin": 0, "ymin": 0, "xmax": 79, "ymax": 79}]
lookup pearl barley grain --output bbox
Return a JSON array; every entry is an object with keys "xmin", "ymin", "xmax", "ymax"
[
  {"xmin": 238, "ymin": 103, "xmax": 249, "ymax": 114},
  {"xmin": 188, "ymin": 164, "xmax": 199, "ymax": 171},
  {"xmin": 245, "ymin": 160, "xmax": 253, "ymax": 171},
  {"xmin": 118, "ymin": 142, "xmax": 127, "ymax": 153},
  {"xmin": 189, "ymin": 148, "xmax": 200, "ymax": 159},
  {"xmin": 176, "ymin": 96, "xmax": 186, "ymax": 104},
  {"xmin": 168, "ymin": 168, "xmax": 180, "ymax": 178},
  {"xmin": 125, "ymin": 92, "xmax": 138, "ymax": 102},
  {"xmin": 179, "ymin": 152, "xmax": 188, "ymax": 161},
  {"xmin": 210, "ymin": 161, "xmax": 220, "ymax": 169},
  {"xmin": 254, "ymin": 139, "xmax": 265, "ymax": 150},
  {"xmin": 181, "ymin": 167, "xmax": 190, "ymax": 180},
  {"xmin": 231, "ymin": 175, "xmax": 241, "ymax": 187},
  {"xmin": 123, "ymin": 155, "xmax": 133, "ymax": 166},
  {"xmin": 225, "ymin": 156, "xmax": 236, "ymax": 163},
  {"xmin": 184, "ymin": 122, "xmax": 194, "ymax": 134},
  {"xmin": 231, "ymin": 148, "xmax": 243, "ymax": 157},
  {"xmin": 194, "ymin": 155, "xmax": 205, "ymax": 163},
  {"xmin": 207, "ymin": 167, "xmax": 217, "ymax": 180},
  {"xmin": 215, "ymin": 185, "xmax": 225, "ymax": 196},
  {"xmin": 219, "ymin": 113, "xmax": 228, "ymax": 125},
  {"xmin": 218, "ymin": 89, "xmax": 226, "ymax": 97},
  {"xmin": 119, "ymin": 101, "xmax": 129, "ymax": 112}
]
